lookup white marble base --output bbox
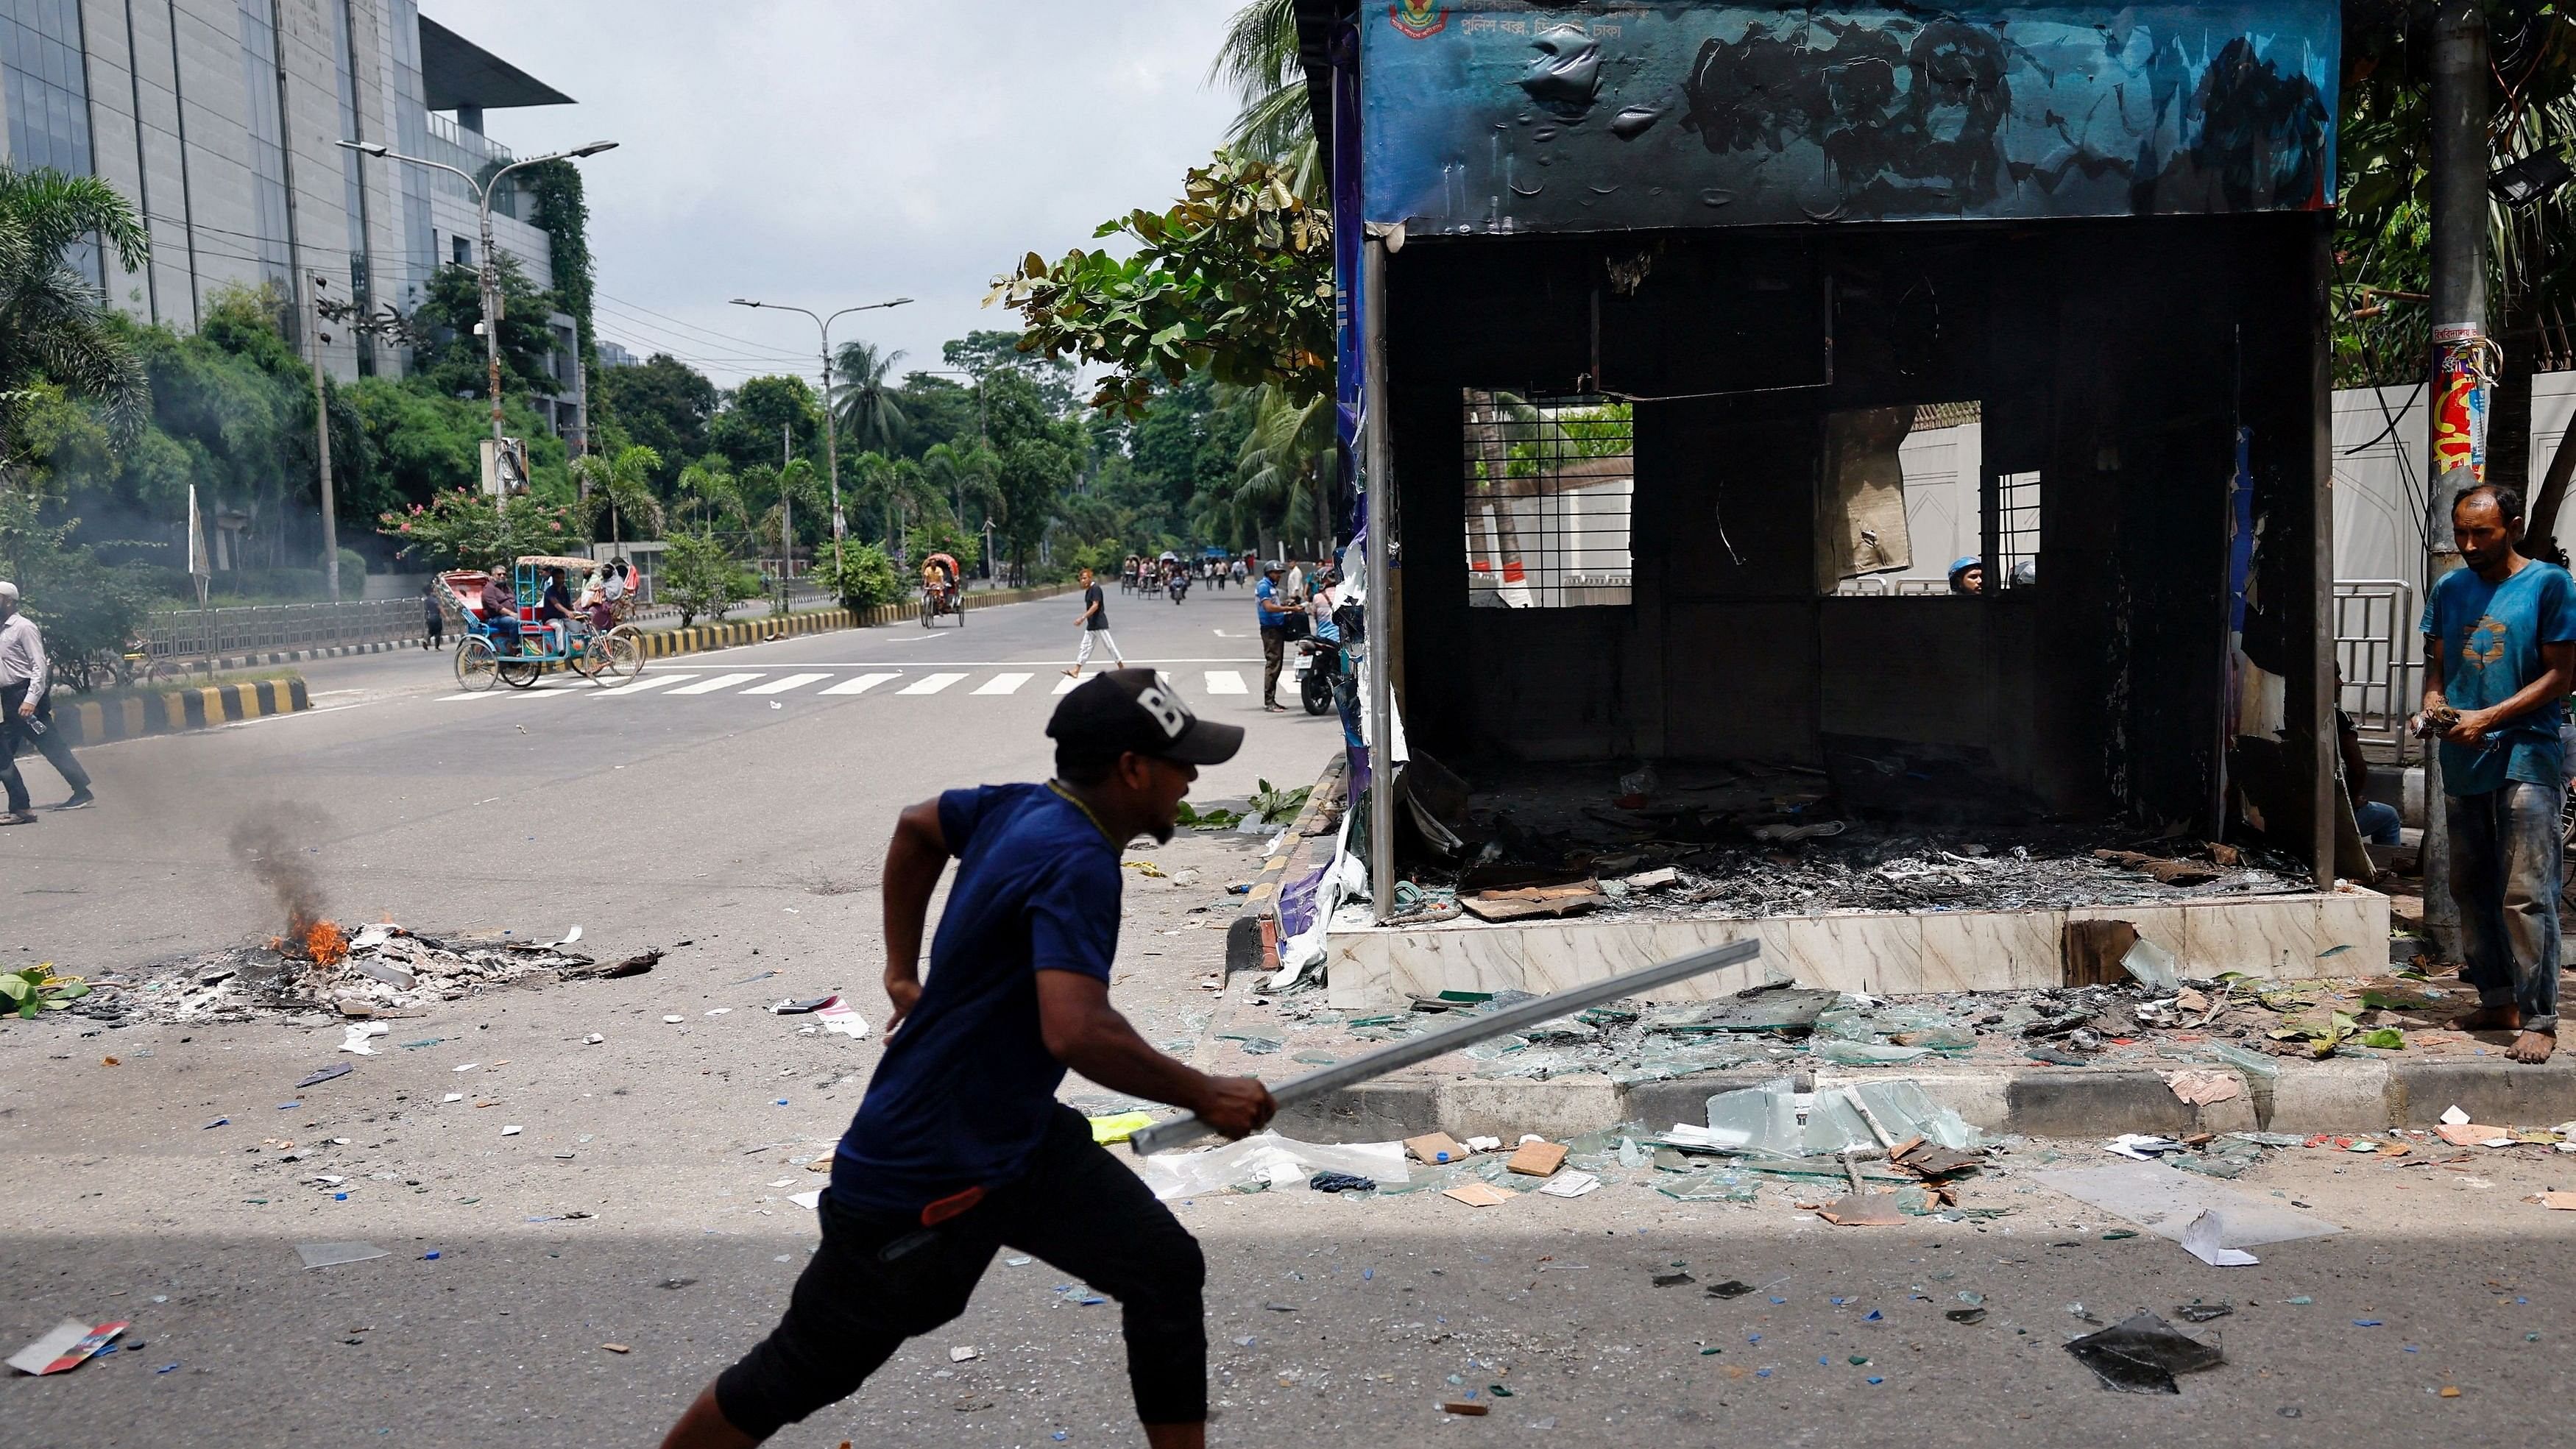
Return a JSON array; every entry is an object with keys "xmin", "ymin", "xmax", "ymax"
[{"xmin": 1323, "ymin": 888, "xmax": 2391, "ymax": 1009}]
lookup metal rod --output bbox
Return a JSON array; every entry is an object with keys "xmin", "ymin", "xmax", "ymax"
[
  {"xmin": 1362, "ymin": 235, "xmax": 1396, "ymax": 924},
  {"xmin": 1128, "ymin": 939, "xmax": 1767, "ymax": 1156}
]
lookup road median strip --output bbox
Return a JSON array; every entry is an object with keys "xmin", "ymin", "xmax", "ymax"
[{"xmin": 55, "ymin": 675, "xmax": 310, "ymax": 746}]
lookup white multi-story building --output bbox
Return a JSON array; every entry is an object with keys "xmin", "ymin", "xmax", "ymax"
[{"xmin": 0, "ymin": 0, "xmax": 588, "ymax": 439}]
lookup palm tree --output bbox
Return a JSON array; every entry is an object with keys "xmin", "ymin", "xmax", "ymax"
[
  {"xmin": 570, "ymin": 443, "xmax": 665, "ymax": 546},
  {"xmin": 676, "ymin": 459, "xmax": 743, "ymax": 532},
  {"xmin": 920, "ymin": 439, "xmax": 1001, "ymax": 533},
  {"xmin": 1211, "ymin": 0, "xmax": 1310, "ymax": 162},
  {"xmin": 832, "ymin": 340, "xmax": 907, "ymax": 458},
  {"xmin": 0, "ymin": 166, "xmax": 151, "ymax": 456},
  {"xmin": 1234, "ymin": 385, "xmax": 1337, "ymax": 549}
]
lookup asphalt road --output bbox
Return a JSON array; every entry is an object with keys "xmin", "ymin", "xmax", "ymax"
[
  {"xmin": 1, "ymin": 578, "xmax": 1340, "ymax": 978},
  {"xmin": 8, "ymin": 585, "xmax": 2575, "ymax": 1446}
]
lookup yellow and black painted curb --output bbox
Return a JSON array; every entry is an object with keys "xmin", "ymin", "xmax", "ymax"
[{"xmin": 54, "ymin": 676, "xmax": 309, "ymax": 747}]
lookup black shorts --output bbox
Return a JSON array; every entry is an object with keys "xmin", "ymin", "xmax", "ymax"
[{"xmin": 713, "ymin": 1105, "xmax": 1206, "ymax": 1437}]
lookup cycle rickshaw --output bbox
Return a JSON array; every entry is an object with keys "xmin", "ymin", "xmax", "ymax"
[{"xmin": 438, "ymin": 555, "xmax": 645, "ymax": 691}]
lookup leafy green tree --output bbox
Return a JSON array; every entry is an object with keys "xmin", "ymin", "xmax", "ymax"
[
  {"xmin": 894, "ymin": 372, "xmax": 980, "ymax": 458},
  {"xmin": 710, "ymin": 374, "xmax": 821, "ymax": 474},
  {"xmin": 0, "ymin": 166, "xmax": 151, "ymax": 453},
  {"xmin": 571, "ymin": 443, "xmax": 665, "ymax": 546},
  {"xmin": 1210, "ymin": 0, "xmax": 1312, "ymax": 162},
  {"xmin": 991, "ymin": 150, "xmax": 1332, "ymax": 418},
  {"xmin": 0, "ymin": 488, "xmax": 152, "ymax": 689},
  {"xmin": 913, "ymin": 514, "xmax": 982, "ymax": 573},
  {"xmin": 376, "ymin": 486, "xmax": 581, "ymax": 571},
  {"xmin": 942, "ymin": 329, "xmax": 1079, "ymax": 414},
  {"xmin": 810, "ymin": 539, "xmax": 901, "ymax": 609},
  {"xmin": 406, "ymin": 250, "xmax": 561, "ymax": 402},
  {"xmin": 676, "ymin": 458, "xmax": 744, "ymax": 531},
  {"xmin": 593, "ymin": 353, "xmax": 717, "ymax": 486},
  {"xmin": 659, "ymin": 527, "xmax": 754, "ymax": 626},
  {"xmin": 831, "ymin": 340, "xmax": 908, "ymax": 456}
]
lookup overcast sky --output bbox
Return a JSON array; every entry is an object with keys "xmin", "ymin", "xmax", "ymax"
[{"xmin": 423, "ymin": 1, "xmax": 1244, "ymax": 392}]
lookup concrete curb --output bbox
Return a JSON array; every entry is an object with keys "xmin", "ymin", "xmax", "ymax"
[
  {"xmin": 169, "ymin": 581, "xmax": 1086, "ymax": 673},
  {"xmin": 1264, "ymin": 1053, "xmax": 2576, "ymax": 1144},
  {"xmin": 54, "ymin": 676, "xmax": 308, "ymax": 748},
  {"xmin": 1225, "ymin": 752, "xmax": 1349, "ymax": 976}
]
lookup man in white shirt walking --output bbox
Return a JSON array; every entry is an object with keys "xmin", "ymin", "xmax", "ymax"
[{"xmin": 0, "ymin": 581, "xmax": 94, "ymax": 823}]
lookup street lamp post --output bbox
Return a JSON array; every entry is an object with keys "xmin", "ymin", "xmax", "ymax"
[
  {"xmin": 727, "ymin": 297, "xmax": 912, "ymax": 575},
  {"xmin": 341, "ymin": 137, "xmax": 618, "ymax": 513}
]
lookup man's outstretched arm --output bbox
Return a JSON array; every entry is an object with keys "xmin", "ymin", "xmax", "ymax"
[
  {"xmin": 1036, "ymin": 971, "xmax": 1274, "ymax": 1138},
  {"xmin": 880, "ymin": 799, "xmax": 946, "ymax": 1032}
]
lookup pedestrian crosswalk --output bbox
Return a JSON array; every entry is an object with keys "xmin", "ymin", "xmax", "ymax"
[{"xmin": 436, "ymin": 666, "xmax": 1257, "ymax": 706}]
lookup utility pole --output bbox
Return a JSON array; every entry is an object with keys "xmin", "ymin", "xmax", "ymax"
[
  {"xmin": 341, "ymin": 138, "xmax": 618, "ymax": 515},
  {"xmin": 2420, "ymin": 0, "xmax": 2491, "ymax": 954},
  {"xmin": 727, "ymin": 297, "xmax": 913, "ymax": 581},
  {"xmin": 781, "ymin": 421, "xmax": 794, "ymax": 609},
  {"xmin": 310, "ymin": 272, "xmax": 340, "ymax": 600}
]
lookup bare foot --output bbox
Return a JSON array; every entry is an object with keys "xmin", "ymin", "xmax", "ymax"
[
  {"xmin": 2451, "ymin": 1005, "xmax": 2523, "ymax": 1033},
  {"xmin": 2509, "ymin": 1030, "xmax": 2558, "ymax": 1064},
  {"xmin": 1063, "ymin": 668, "xmax": 1080, "ymax": 679}
]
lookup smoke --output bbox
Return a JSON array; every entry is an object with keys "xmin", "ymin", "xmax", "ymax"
[{"xmin": 230, "ymin": 809, "xmax": 328, "ymax": 937}]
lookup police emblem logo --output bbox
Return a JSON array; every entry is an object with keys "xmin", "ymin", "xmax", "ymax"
[{"xmin": 1390, "ymin": 1, "xmax": 1447, "ymax": 40}]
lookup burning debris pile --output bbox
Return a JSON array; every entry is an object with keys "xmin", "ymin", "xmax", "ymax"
[
  {"xmin": 71, "ymin": 812, "xmax": 640, "ymax": 1027},
  {"xmin": 102, "ymin": 927, "xmax": 610, "ymax": 1026}
]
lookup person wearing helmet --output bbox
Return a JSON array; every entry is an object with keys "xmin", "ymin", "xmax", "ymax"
[{"xmin": 1946, "ymin": 557, "xmax": 1984, "ymax": 595}]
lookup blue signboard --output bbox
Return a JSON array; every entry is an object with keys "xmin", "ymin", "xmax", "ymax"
[{"xmin": 1362, "ymin": 2, "xmax": 2338, "ymax": 233}]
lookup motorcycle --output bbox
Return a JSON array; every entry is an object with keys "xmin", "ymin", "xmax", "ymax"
[
  {"xmin": 1294, "ymin": 635, "xmax": 1343, "ymax": 715},
  {"xmin": 1167, "ymin": 573, "xmax": 1192, "ymax": 604}
]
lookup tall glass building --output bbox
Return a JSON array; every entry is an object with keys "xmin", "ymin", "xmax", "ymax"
[{"xmin": 0, "ymin": 0, "xmax": 586, "ymax": 433}]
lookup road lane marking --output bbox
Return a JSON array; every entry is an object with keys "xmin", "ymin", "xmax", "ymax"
[
  {"xmin": 896, "ymin": 673, "xmax": 966, "ymax": 695},
  {"xmin": 819, "ymin": 673, "xmax": 898, "ymax": 695},
  {"xmin": 592, "ymin": 675, "xmax": 684, "ymax": 696},
  {"xmin": 1053, "ymin": 675, "xmax": 1082, "ymax": 695},
  {"xmin": 972, "ymin": 673, "xmax": 1033, "ymax": 696},
  {"xmin": 744, "ymin": 673, "xmax": 831, "ymax": 695},
  {"xmin": 667, "ymin": 673, "xmax": 764, "ymax": 695},
  {"xmin": 1204, "ymin": 670, "xmax": 1248, "ymax": 695}
]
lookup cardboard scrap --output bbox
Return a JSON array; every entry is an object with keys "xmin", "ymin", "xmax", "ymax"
[
  {"xmin": 1462, "ymin": 880, "xmax": 1606, "ymax": 923},
  {"xmin": 9, "ymin": 1321, "xmax": 126, "ymax": 1376},
  {"xmin": 2162, "ymin": 1070, "xmax": 2243, "ymax": 1107},
  {"xmin": 1816, "ymin": 1191, "xmax": 1910, "ymax": 1227},
  {"xmin": 2436, "ymin": 1122, "xmax": 2514, "ymax": 1149},
  {"xmin": 1442, "ymin": 1183, "xmax": 1515, "ymax": 1208},
  {"xmin": 2536, "ymin": 1191, "xmax": 2576, "ymax": 1211},
  {"xmin": 1538, "ymin": 1171, "xmax": 1600, "ymax": 1198},
  {"xmin": 1405, "ymin": 1132, "xmax": 1470, "ymax": 1165},
  {"xmin": 1506, "ymin": 1141, "xmax": 1568, "ymax": 1177},
  {"xmin": 1440, "ymin": 1401, "xmax": 1490, "ymax": 1416}
]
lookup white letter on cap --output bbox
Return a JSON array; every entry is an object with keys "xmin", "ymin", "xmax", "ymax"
[{"xmin": 1136, "ymin": 685, "xmax": 1188, "ymax": 739}]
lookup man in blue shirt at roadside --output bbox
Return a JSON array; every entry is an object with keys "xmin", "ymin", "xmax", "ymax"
[
  {"xmin": 659, "ymin": 670, "xmax": 1273, "ymax": 1449},
  {"xmin": 1255, "ymin": 560, "xmax": 1292, "ymax": 714},
  {"xmin": 2420, "ymin": 483, "xmax": 2576, "ymax": 1065}
]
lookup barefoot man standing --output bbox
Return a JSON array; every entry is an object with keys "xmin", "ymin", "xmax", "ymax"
[
  {"xmin": 659, "ymin": 669, "xmax": 1274, "ymax": 1448},
  {"xmin": 2421, "ymin": 483, "xmax": 2576, "ymax": 1065}
]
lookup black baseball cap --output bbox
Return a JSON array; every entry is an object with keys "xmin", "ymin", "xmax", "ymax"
[{"xmin": 1048, "ymin": 668, "xmax": 1244, "ymax": 767}]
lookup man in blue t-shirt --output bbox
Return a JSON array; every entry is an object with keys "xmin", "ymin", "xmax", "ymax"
[
  {"xmin": 2420, "ymin": 483, "xmax": 2576, "ymax": 1065},
  {"xmin": 662, "ymin": 670, "xmax": 1273, "ymax": 1449},
  {"xmin": 1255, "ymin": 561, "xmax": 1292, "ymax": 713}
]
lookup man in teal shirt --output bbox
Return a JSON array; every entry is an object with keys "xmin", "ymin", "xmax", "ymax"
[{"xmin": 2421, "ymin": 483, "xmax": 2576, "ymax": 1064}]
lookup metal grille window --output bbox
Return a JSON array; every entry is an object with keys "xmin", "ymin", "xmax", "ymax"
[
  {"xmin": 1997, "ymin": 470, "xmax": 2042, "ymax": 588},
  {"xmin": 1460, "ymin": 389, "xmax": 1632, "ymax": 608}
]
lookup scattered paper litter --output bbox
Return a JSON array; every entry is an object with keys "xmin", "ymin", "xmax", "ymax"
[
  {"xmin": 2435, "ymin": 1122, "xmax": 2514, "ymax": 1148},
  {"xmin": 2441, "ymin": 1105, "xmax": 2471, "ymax": 1126},
  {"xmin": 452, "ymin": 1062, "xmax": 480, "ymax": 1073},
  {"xmin": 1442, "ymin": 1182, "xmax": 1515, "ymax": 1208},
  {"xmin": 441, "ymin": 1092, "xmax": 463, "ymax": 1103},
  {"xmin": 337, "ymin": 1021, "xmax": 391, "ymax": 1055},
  {"xmin": 2106, "ymin": 1134, "xmax": 2184, "ymax": 1160},
  {"xmin": 815, "ymin": 996, "xmax": 871, "ymax": 1040},
  {"xmin": 500, "ymin": 1125, "xmax": 523, "ymax": 1136},
  {"xmin": 2181, "ymin": 1211, "xmax": 2261, "ymax": 1266},
  {"xmin": 2160, "ymin": 1070, "xmax": 2241, "ymax": 1107},
  {"xmin": 662, "ymin": 1015, "xmax": 684, "ymax": 1024},
  {"xmin": 1134, "ymin": 1132, "xmax": 1409, "ymax": 1202},
  {"xmin": 549, "ymin": 924, "xmax": 583, "ymax": 948},
  {"xmin": 9, "ymin": 1321, "xmax": 126, "ymax": 1375},
  {"xmin": 2534, "ymin": 1191, "xmax": 2576, "ymax": 1211},
  {"xmin": 788, "ymin": 1189, "xmax": 822, "ymax": 1210},
  {"xmin": 294, "ymin": 1241, "xmax": 389, "ymax": 1270},
  {"xmin": 1538, "ymin": 1170, "xmax": 1602, "ymax": 1198}
]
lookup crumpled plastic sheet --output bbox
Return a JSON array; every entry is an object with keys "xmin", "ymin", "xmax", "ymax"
[{"xmin": 1134, "ymin": 1132, "xmax": 1409, "ymax": 1202}]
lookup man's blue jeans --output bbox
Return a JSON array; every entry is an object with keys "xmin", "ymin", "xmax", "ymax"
[
  {"xmin": 2354, "ymin": 800, "xmax": 2402, "ymax": 846},
  {"xmin": 2445, "ymin": 782, "xmax": 2562, "ymax": 1033}
]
